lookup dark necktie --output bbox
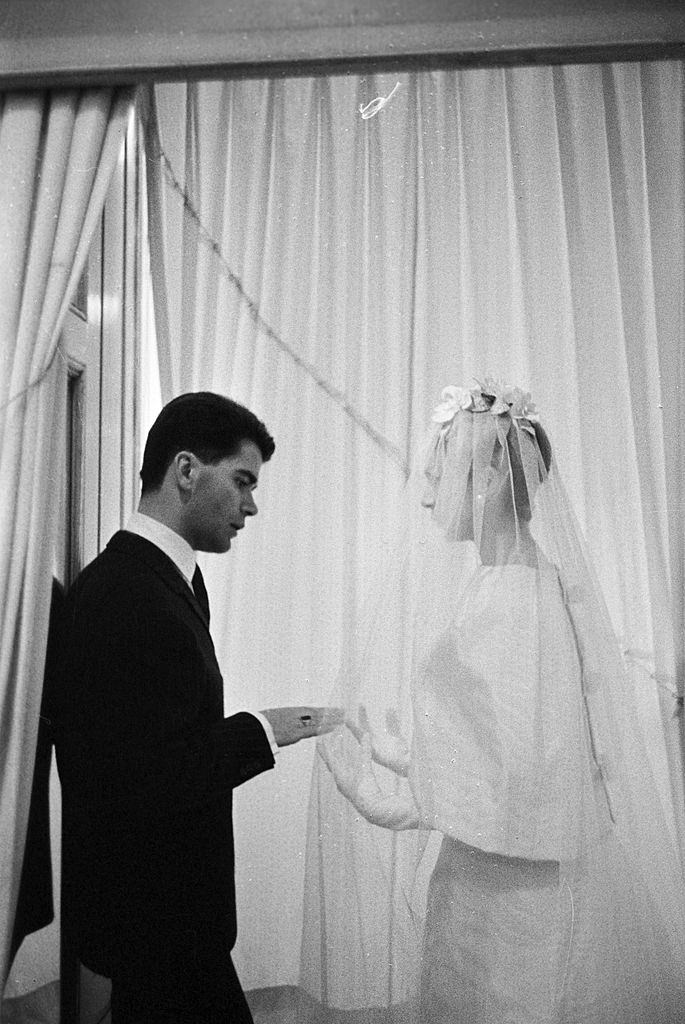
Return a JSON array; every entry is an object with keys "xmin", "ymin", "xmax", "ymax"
[{"xmin": 191, "ymin": 564, "xmax": 210, "ymax": 625}]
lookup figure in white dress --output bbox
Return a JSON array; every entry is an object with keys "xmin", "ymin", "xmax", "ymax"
[{"xmin": 299, "ymin": 379, "xmax": 685, "ymax": 1024}]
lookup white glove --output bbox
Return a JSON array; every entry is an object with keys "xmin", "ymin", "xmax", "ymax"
[
  {"xmin": 319, "ymin": 730, "xmax": 421, "ymax": 830},
  {"xmin": 346, "ymin": 706, "xmax": 411, "ymax": 776}
]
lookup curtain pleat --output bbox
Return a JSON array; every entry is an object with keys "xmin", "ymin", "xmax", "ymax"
[
  {"xmin": 145, "ymin": 63, "xmax": 685, "ymax": 990},
  {"xmin": 0, "ymin": 87, "xmax": 135, "ymax": 989}
]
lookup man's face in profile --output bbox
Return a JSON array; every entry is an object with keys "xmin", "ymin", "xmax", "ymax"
[{"xmin": 186, "ymin": 439, "xmax": 262, "ymax": 553}]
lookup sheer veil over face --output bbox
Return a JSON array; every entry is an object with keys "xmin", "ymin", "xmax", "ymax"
[
  {"xmin": 299, "ymin": 381, "xmax": 685, "ymax": 1024},
  {"xmin": 422, "ymin": 408, "xmax": 549, "ymax": 567}
]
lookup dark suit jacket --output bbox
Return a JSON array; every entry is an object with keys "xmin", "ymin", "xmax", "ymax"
[
  {"xmin": 10, "ymin": 580, "xmax": 64, "ymax": 964},
  {"xmin": 51, "ymin": 531, "xmax": 275, "ymax": 977}
]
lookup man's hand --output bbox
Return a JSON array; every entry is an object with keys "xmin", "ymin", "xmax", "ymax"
[{"xmin": 260, "ymin": 706, "xmax": 344, "ymax": 747}]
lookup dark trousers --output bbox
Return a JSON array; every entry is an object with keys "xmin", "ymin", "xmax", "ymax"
[{"xmin": 106, "ymin": 916, "xmax": 254, "ymax": 1023}]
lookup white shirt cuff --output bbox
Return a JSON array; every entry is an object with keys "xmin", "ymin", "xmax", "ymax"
[{"xmin": 247, "ymin": 710, "xmax": 279, "ymax": 756}]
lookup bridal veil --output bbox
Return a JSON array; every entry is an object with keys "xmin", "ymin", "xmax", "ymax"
[{"xmin": 298, "ymin": 379, "xmax": 685, "ymax": 1023}]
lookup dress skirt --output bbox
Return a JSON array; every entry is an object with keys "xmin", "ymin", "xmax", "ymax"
[{"xmin": 419, "ymin": 836, "xmax": 565, "ymax": 1024}]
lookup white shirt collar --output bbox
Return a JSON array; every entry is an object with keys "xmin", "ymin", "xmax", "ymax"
[{"xmin": 125, "ymin": 511, "xmax": 197, "ymax": 586}]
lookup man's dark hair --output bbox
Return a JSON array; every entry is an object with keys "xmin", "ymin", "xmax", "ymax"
[{"xmin": 140, "ymin": 392, "xmax": 275, "ymax": 493}]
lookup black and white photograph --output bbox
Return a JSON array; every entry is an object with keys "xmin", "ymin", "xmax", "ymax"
[{"xmin": 1, "ymin": 3, "xmax": 685, "ymax": 1022}]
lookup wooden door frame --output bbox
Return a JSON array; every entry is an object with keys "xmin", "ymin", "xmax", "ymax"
[{"xmin": 56, "ymin": 109, "xmax": 143, "ymax": 1024}]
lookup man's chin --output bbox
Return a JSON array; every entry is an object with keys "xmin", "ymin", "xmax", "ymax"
[{"xmin": 195, "ymin": 538, "xmax": 232, "ymax": 554}]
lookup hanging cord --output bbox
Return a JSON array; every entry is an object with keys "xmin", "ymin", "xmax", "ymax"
[
  {"xmin": 151, "ymin": 141, "xmax": 410, "ymax": 479},
  {"xmin": 623, "ymin": 647, "xmax": 684, "ymax": 716},
  {"xmin": 0, "ymin": 344, "xmax": 69, "ymax": 416}
]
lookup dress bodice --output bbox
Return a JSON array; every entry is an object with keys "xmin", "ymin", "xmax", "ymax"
[{"xmin": 409, "ymin": 559, "xmax": 585, "ymax": 859}]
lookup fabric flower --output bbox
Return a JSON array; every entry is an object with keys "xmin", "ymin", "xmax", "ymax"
[
  {"xmin": 507, "ymin": 387, "xmax": 538, "ymax": 421},
  {"xmin": 431, "ymin": 385, "xmax": 474, "ymax": 424},
  {"xmin": 479, "ymin": 377, "xmax": 511, "ymax": 415},
  {"xmin": 477, "ymin": 377, "xmax": 539, "ymax": 421},
  {"xmin": 431, "ymin": 377, "xmax": 539, "ymax": 429}
]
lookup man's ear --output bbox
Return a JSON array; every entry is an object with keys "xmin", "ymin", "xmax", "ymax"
[{"xmin": 172, "ymin": 451, "xmax": 199, "ymax": 497}]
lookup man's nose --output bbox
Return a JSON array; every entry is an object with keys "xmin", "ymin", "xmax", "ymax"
[{"xmin": 243, "ymin": 492, "xmax": 258, "ymax": 517}]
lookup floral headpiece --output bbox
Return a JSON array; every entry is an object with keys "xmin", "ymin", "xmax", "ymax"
[{"xmin": 431, "ymin": 377, "xmax": 539, "ymax": 432}]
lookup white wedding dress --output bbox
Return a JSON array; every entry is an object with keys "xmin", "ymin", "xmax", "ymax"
[
  {"xmin": 299, "ymin": 383, "xmax": 685, "ymax": 1024},
  {"xmin": 415, "ymin": 562, "xmax": 680, "ymax": 1024}
]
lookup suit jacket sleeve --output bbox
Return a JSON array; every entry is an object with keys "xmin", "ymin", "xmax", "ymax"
[{"xmin": 57, "ymin": 577, "xmax": 275, "ymax": 828}]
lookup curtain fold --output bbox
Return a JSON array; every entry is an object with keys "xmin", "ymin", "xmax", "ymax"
[
  {"xmin": 145, "ymin": 62, "xmax": 685, "ymax": 992},
  {"xmin": 0, "ymin": 87, "xmax": 135, "ymax": 992}
]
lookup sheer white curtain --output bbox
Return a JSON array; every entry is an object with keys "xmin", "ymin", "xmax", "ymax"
[
  {"xmin": 0, "ymin": 88, "xmax": 134, "ymax": 995},
  {"xmin": 145, "ymin": 61, "xmax": 685, "ymax": 992}
]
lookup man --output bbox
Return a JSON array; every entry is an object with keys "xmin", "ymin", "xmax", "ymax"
[{"xmin": 51, "ymin": 392, "xmax": 334, "ymax": 1023}]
